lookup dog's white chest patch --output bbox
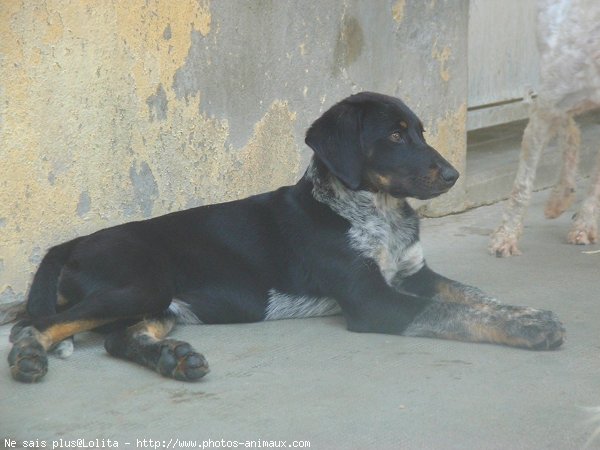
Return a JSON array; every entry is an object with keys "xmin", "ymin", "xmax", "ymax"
[
  {"xmin": 264, "ymin": 290, "xmax": 341, "ymax": 321},
  {"xmin": 309, "ymin": 163, "xmax": 425, "ymax": 286},
  {"xmin": 335, "ymin": 194, "xmax": 424, "ymax": 284},
  {"xmin": 373, "ymin": 239, "xmax": 424, "ymax": 285},
  {"xmin": 346, "ymin": 200, "xmax": 424, "ymax": 284}
]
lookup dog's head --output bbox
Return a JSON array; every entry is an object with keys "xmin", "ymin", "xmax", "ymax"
[{"xmin": 305, "ymin": 92, "xmax": 459, "ymax": 200}]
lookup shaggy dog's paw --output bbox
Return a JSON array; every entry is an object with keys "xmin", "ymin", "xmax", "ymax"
[
  {"xmin": 489, "ymin": 226, "xmax": 522, "ymax": 257},
  {"xmin": 567, "ymin": 216, "xmax": 597, "ymax": 245}
]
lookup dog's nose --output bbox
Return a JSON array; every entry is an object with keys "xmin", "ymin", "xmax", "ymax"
[{"xmin": 440, "ymin": 165, "xmax": 459, "ymax": 185}]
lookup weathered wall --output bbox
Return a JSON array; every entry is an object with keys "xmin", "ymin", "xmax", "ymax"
[{"xmin": 0, "ymin": 0, "xmax": 468, "ymax": 304}]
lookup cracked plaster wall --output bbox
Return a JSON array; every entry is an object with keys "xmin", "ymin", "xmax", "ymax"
[{"xmin": 0, "ymin": 0, "xmax": 468, "ymax": 304}]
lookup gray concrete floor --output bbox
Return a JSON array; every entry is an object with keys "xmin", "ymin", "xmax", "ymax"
[{"xmin": 1, "ymin": 188, "xmax": 600, "ymax": 449}]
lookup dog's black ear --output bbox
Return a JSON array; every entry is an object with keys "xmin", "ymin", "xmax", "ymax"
[{"xmin": 305, "ymin": 101, "xmax": 364, "ymax": 190}]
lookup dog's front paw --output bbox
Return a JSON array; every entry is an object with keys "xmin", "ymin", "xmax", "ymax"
[
  {"xmin": 157, "ymin": 340, "xmax": 209, "ymax": 381},
  {"xmin": 489, "ymin": 226, "xmax": 522, "ymax": 257},
  {"xmin": 8, "ymin": 336, "xmax": 49, "ymax": 383},
  {"xmin": 502, "ymin": 307, "xmax": 565, "ymax": 350}
]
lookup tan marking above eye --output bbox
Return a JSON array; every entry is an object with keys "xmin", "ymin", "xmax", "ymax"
[{"xmin": 399, "ymin": 121, "xmax": 408, "ymax": 128}]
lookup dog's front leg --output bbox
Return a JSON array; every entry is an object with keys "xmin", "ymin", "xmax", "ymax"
[
  {"xmin": 340, "ymin": 269, "xmax": 564, "ymax": 350},
  {"xmin": 400, "ymin": 300, "xmax": 565, "ymax": 350},
  {"xmin": 393, "ymin": 265, "xmax": 497, "ymax": 306}
]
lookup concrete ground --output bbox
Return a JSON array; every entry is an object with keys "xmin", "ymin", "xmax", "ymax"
[{"xmin": 1, "ymin": 187, "xmax": 599, "ymax": 449}]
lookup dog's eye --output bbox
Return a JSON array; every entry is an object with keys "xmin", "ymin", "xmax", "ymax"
[{"xmin": 389, "ymin": 131, "xmax": 404, "ymax": 143}]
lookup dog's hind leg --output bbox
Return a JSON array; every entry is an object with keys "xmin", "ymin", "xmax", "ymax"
[
  {"xmin": 8, "ymin": 309, "xmax": 112, "ymax": 383},
  {"xmin": 104, "ymin": 316, "xmax": 209, "ymax": 381},
  {"xmin": 490, "ymin": 104, "xmax": 558, "ymax": 257},
  {"xmin": 19, "ymin": 292, "xmax": 78, "ymax": 360},
  {"xmin": 8, "ymin": 285, "xmax": 169, "ymax": 383},
  {"xmin": 19, "ymin": 241, "xmax": 82, "ymax": 358},
  {"xmin": 545, "ymin": 116, "xmax": 580, "ymax": 219},
  {"xmin": 568, "ymin": 148, "xmax": 600, "ymax": 244}
]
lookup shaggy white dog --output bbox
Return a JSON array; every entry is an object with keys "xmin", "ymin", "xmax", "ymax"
[{"xmin": 490, "ymin": 0, "xmax": 600, "ymax": 257}]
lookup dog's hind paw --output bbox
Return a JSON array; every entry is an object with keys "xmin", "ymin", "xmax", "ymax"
[
  {"xmin": 157, "ymin": 340, "xmax": 209, "ymax": 381},
  {"xmin": 8, "ymin": 336, "xmax": 48, "ymax": 383},
  {"xmin": 489, "ymin": 227, "xmax": 522, "ymax": 257},
  {"xmin": 567, "ymin": 217, "xmax": 597, "ymax": 245}
]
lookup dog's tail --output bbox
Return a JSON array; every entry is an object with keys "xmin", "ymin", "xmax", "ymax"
[{"xmin": 0, "ymin": 238, "xmax": 80, "ymax": 325}]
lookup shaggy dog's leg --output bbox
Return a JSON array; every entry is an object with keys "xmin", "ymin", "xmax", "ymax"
[
  {"xmin": 545, "ymin": 116, "xmax": 580, "ymax": 219},
  {"xmin": 490, "ymin": 104, "xmax": 558, "ymax": 257},
  {"xmin": 568, "ymin": 150, "xmax": 600, "ymax": 244}
]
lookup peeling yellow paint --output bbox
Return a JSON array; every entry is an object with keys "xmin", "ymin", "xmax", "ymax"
[
  {"xmin": 128, "ymin": 95, "xmax": 299, "ymax": 211},
  {"xmin": 30, "ymin": 47, "xmax": 42, "ymax": 65},
  {"xmin": 425, "ymin": 103, "xmax": 466, "ymax": 170},
  {"xmin": 114, "ymin": 0, "xmax": 211, "ymax": 107},
  {"xmin": 42, "ymin": 8, "xmax": 64, "ymax": 44},
  {"xmin": 419, "ymin": 103, "xmax": 467, "ymax": 216},
  {"xmin": 392, "ymin": 0, "xmax": 406, "ymax": 23},
  {"xmin": 234, "ymin": 101, "xmax": 300, "ymax": 199},
  {"xmin": 431, "ymin": 39, "xmax": 451, "ymax": 82},
  {"xmin": 0, "ymin": 1, "xmax": 300, "ymax": 303}
]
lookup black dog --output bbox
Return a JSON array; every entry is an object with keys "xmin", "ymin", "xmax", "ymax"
[{"xmin": 7, "ymin": 92, "xmax": 565, "ymax": 383}]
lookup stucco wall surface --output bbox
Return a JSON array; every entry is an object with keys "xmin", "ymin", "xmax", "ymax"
[{"xmin": 0, "ymin": 0, "xmax": 467, "ymax": 304}]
